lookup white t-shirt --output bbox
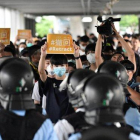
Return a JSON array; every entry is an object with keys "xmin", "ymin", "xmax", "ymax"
[{"xmin": 32, "ymin": 81, "xmax": 46, "ymax": 109}]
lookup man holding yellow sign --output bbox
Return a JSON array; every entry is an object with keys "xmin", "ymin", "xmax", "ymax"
[{"xmin": 47, "ymin": 34, "xmax": 74, "ymax": 54}]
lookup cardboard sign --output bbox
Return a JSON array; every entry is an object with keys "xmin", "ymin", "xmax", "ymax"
[
  {"xmin": 47, "ymin": 34, "xmax": 74, "ymax": 54},
  {"xmin": 18, "ymin": 30, "xmax": 31, "ymax": 39},
  {"xmin": 0, "ymin": 28, "xmax": 10, "ymax": 45}
]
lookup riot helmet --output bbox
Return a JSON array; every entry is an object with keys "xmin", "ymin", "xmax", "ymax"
[
  {"xmin": 98, "ymin": 61, "xmax": 128, "ymax": 85},
  {"xmin": 0, "ymin": 58, "xmax": 35, "ymax": 110},
  {"xmin": 83, "ymin": 74, "xmax": 125, "ymax": 125},
  {"xmin": 67, "ymin": 69, "xmax": 95, "ymax": 108}
]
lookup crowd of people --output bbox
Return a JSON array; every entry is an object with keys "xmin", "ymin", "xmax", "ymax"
[{"xmin": 0, "ymin": 23, "xmax": 140, "ymax": 140}]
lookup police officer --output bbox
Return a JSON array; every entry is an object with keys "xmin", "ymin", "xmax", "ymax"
[
  {"xmin": 0, "ymin": 58, "xmax": 58, "ymax": 140},
  {"xmin": 98, "ymin": 61, "xmax": 140, "ymax": 134},
  {"xmin": 54, "ymin": 69, "xmax": 95, "ymax": 140},
  {"xmin": 69, "ymin": 74, "xmax": 139, "ymax": 140}
]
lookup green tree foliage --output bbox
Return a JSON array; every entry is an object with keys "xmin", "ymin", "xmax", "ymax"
[
  {"xmin": 120, "ymin": 15, "xmax": 138, "ymax": 32},
  {"xmin": 36, "ymin": 17, "xmax": 54, "ymax": 37}
]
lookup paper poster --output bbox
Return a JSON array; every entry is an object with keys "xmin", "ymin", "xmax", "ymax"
[
  {"xmin": 18, "ymin": 30, "xmax": 32, "ymax": 39},
  {"xmin": 47, "ymin": 34, "xmax": 74, "ymax": 54},
  {"xmin": 0, "ymin": 28, "xmax": 10, "ymax": 45}
]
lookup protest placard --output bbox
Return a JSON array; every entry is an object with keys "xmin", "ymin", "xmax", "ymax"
[
  {"xmin": 0, "ymin": 28, "xmax": 10, "ymax": 45},
  {"xmin": 47, "ymin": 34, "xmax": 74, "ymax": 54}
]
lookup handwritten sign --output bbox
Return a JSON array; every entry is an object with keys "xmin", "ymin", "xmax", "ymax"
[
  {"xmin": 47, "ymin": 34, "xmax": 74, "ymax": 54},
  {"xmin": 0, "ymin": 28, "xmax": 10, "ymax": 45},
  {"xmin": 18, "ymin": 30, "xmax": 31, "ymax": 39}
]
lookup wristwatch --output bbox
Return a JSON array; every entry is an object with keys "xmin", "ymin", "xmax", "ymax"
[{"xmin": 74, "ymin": 56, "xmax": 80, "ymax": 59}]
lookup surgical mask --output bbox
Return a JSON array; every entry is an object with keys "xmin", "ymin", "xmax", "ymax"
[
  {"xmin": 19, "ymin": 47, "xmax": 24, "ymax": 52},
  {"xmin": 80, "ymin": 45, "xmax": 86, "ymax": 51},
  {"xmin": 83, "ymin": 65, "xmax": 88, "ymax": 69},
  {"xmin": 27, "ymin": 43, "xmax": 33, "ymax": 47},
  {"xmin": 86, "ymin": 53, "xmax": 96, "ymax": 64},
  {"xmin": 53, "ymin": 67, "xmax": 66, "ymax": 77},
  {"xmin": 47, "ymin": 64, "xmax": 55, "ymax": 75}
]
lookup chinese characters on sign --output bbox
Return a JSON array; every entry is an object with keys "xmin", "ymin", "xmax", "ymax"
[
  {"xmin": 47, "ymin": 34, "xmax": 74, "ymax": 54},
  {"xmin": 18, "ymin": 30, "xmax": 32, "ymax": 39},
  {"xmin": 0, "ymin": 28, "xmax": 10, "ymax": 45}
]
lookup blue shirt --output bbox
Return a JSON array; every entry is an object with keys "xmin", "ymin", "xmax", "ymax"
[
  {"xmin": 125, "ymin": 107, "xmax": 140, "ymax": 133},
  {"xmin": 0, "ymin": 110, "xmax": 58, "ymax": 140}
]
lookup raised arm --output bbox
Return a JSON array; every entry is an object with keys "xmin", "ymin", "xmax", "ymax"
[
  {"xmin": 38, "ymin": 42, "xmax": 47, "ymax": 82},
  {"xmin": 95, "ymin": 34, "xmax": 104, "ymax": 68},
  {"xmin": 73, "ymin": 42, "xmax": 83, "ymax": 69},
  {"xmin": 112, "ymin": 24, "xmax": 136, "ymax": 73}
]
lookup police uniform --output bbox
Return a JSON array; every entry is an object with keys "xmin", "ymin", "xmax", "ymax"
[
  {"xmin": 0, "ymin": 110, "xmax": 58, "ymax": 140},
  {"xmin": 0, "ymin": 58, "xmax": 58, "ymax": 140}
]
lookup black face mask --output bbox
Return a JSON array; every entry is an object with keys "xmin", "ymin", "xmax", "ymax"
[{"xmin": 103, "ymin": 55, "xmax": 112, "ymax": 61}]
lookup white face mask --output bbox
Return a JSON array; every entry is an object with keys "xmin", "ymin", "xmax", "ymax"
[
  {"xmin": 80, "ymin": 45, "xmax": 86, "ymax": 51},
  {"xmin": 47, "ymin": 64, "xmax": 55, "ymax": 75},
  {"xmin": 19, "ymin": 47, "xmax": 24, "ymax": 52},
  {"xmin": 86, "ymin": 53, "xmax": 96, "ymax": 64}
]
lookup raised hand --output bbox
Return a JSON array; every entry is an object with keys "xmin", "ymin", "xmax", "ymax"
[
  {"xmin": 41, "ymin": 42, "xmax": 47, "ymax": 56},
  {"xmin": 73, "ymin": 42, "xmax": 80, "ymax": 57}
]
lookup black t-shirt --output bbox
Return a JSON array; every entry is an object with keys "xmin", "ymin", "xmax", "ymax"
[{"xmin": 41, "ymin": 77, "xmax": 74, "ymax": 123}]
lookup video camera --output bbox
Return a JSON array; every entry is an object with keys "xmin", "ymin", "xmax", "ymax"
[{"xmin": 96, "ymin": 16, "xmax": 121, "ymax": 36}]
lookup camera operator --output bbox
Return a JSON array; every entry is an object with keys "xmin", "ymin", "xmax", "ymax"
[{"xmin": 95, "ymin": 23, "xmax": 136, "ymax": 75}]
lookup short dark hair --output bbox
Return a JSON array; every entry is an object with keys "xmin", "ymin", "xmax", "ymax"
[
  {"xmin": 85, "ymin": 43, "xmax": 96, "ymax": 55},
  {"xmin": 80, "ymin": 55, "xmax": 88, "ymax": 62},
  {"xmin": 90, "ymin": 33, "xmax": 94, "ymax": 36},
  {"xmin": 123, "ymin": 33, "xmax": 131, "ymax": 38},
  {"xmin": 19, "ymin": 42, "xmax": 26, "ymax": 46},
  {"xmin": 68, "ymin": 62, "xmax": 76, "ymax": 69},
  {"xmin": 132, "ymin": 35, "xmax": 140, "ymax": 41},
  {"xmin": 51, "ymin": 54, "xmax": 68, "ymax": 65},
  {"xmin": 80, "ymin": 35, "xmax": 89, "ymax": 42},
  {"xmin": 45, "ymin": 54, "xmax": 53, "ymax": 60}
]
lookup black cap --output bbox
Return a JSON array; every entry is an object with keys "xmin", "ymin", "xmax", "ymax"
[
  {"xmin": 28, "ymin": 45, "xmax": 41, "ymax": 56},
  {"xmin": 4, "ymin": 41, "xmax": 16, "ymax": 56},
  {"xmin": 120, "ymin": 60, "xmax": 134, "ymax": 71},
  {"xmin": 103, "ymin": 43, "xmax": 114, "ymax": 52}
]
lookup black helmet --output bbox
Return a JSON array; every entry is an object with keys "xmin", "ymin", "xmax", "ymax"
[
  {"xmin": 83, "ymin": 74, "xmax": 125, "ymax": 125},
  {"xmin": 98, "ymin": 61, "xmax": 128, "ymax": 85},
  {"xmin": 0, "ymin": 58, "xmax": 35, "ymax": 110},
  {"xmin": 67, "ymin": 69, "xmax": 95, "ymax": 108}
]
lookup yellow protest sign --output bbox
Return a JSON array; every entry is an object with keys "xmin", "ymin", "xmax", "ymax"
[
  {"xmin": 18, "ymin": 30, "xmax": 32, "ymax": 39},
  {"xmin": 47, "ymin": 34, "xmax": 74, "ymax": 54},
  {"xmin": 0, "ymin": 28, "xmax": 10, "ymax": 45}
]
